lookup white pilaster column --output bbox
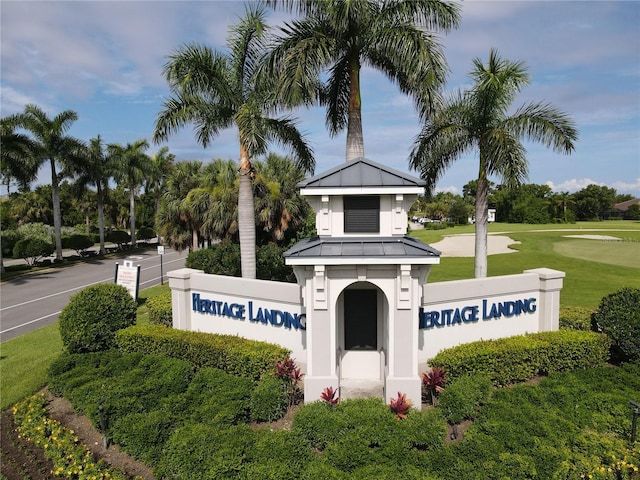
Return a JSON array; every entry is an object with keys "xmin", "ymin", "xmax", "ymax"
[
  {"xmin": 524, "ymin": 268, "xmax": 565, "ymax": 331},
  {"xmin": 168, "ymin": 268, "xmax": 202, "ymax": 330}
]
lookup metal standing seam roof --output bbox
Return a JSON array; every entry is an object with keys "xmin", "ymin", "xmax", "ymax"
[
  {"xmin": 283, "ymin": 236, "xmax": 441, "ymax": 259},
  {"xmin": 297, "ymin": 157, "xmax": 426, "ymax": 189}
]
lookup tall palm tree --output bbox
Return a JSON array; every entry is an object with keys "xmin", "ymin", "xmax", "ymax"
[
  {"xmin": 146, "ymin": 147, "xmax": 175, "ymax": 215},
  {"xmin": 108, "ymin": 139, "xmax": 151, "ymax": 247},
  {"xmin": 410, "ymin": 49, "xmax": 578, "ymax": 278},
  {"xmin": 17, "ymin": 105, "xmax": 85, "ymax": 261},
  {"xmin": 71, "ymin": 136, "xmax": 114, "ymax": 254},
  {"xmin": 153, "ymin": 5, "xmax": 314, "ymax": 279},
  {"xmin": 265, "ymin": 0, "xmax": 460, "ymax": 161}
]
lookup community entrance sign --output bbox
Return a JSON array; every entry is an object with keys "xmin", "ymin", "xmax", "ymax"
[{"xmin": 168, "ymin": 158, "xmax": 564, "ymax": 407}]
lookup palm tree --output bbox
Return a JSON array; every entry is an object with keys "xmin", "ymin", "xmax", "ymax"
[
  {"xmin": 17, "ymin": 105, "xmax": 85, "ymax": 261},
  {"xmin": 254, "ymin": 153, "xmax": 310, "ymax": 243},
  {"xmin": 156, "ymin": 160, "xmax": 206, "ymax": 252},
  {"xmin": 265, "ymin": 0, "xmax": 460, "ymax": 161},
  {"xmin": 410, "ymin": 49, "xmax": 578, "ymax": 278},
  {"xmin": 71, "ymin": 136, "xmax": 114, "ymax": 254},
  {"xmin": 146, "ymin": 147, "xmax": 175, "ymax": 216},
  {"xmin": 108, "ymin": 139, "xmax": 151, "ymax": 247},
  {"xmin": 153, "ymin": 5, "xmax": 314, "ymax": 279},
  {"xmin": 0, "ymin": 115, "xmax": 39, "ymax": 194}
]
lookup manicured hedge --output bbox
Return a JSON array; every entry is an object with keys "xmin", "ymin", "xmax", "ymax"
[
  {"xmin": 438, "ymin": 374, "xmax": 492, "ymax": 425},
  {"xmin": 145, "ymin": 291, "xmax": 172, "ymax": 327},
  {"xmin": 115, "ymin": 324, "xmax": 291, "ymax": 381},
  {"xmin": 559, "ymin": 305, "xmax": 594, "ymax": 331},
  {"xmin": 428, "ymin": 330, "xmax": 611, "ymax": 386}
]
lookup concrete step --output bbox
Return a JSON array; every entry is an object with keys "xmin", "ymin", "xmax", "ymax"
[{"xmin": 339, "ymin": 379, "xmax": 384, "ymax": 400}]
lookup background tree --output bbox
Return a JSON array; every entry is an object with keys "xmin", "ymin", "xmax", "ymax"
[
  {"xmin": 266, "ymin": 0, "xmax": 460, "ymax": 161},
  {"xmin": 145, "ymin": 146, "xmax": 175, "ymax": 242},
  {"xmin": 70, "ymin": 136, "xmax": 114, "ymax": 254},
  {"xmin": 9, "ymin": 186, "xmax": 53, "ymax": 226},
  {"xmin": 16, "ymin": 105, "xmax": 85, "ymax": 261},
  {"xmin": 153, "ymin": 5, "xmax": 314, "ymax": 279},
  {"xmin": 108, "ymin": 139, "xmax": 151, "ymax": 247},
  {"xmin": 410, "ymin": 49, "xmax": 577, "ymax": 277},
  {"xmin": 156, "ymin": 160, "xmax": 206, "ymax": 252},
  {"xmin": 573, "ymin": 184, "xmax": 616, "ymax": 220},
  {"xmin": 253, "ymin": 153, "xmax": 310, "ymax": 244},
  {"xmin": 0, "ymin": 115, "xmax": 39, "ymax": 194}
]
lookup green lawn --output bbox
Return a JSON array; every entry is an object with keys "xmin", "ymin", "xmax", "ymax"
[
  {"xmin": 0, "ymin": 323, "xmax": 62, "ymax": 410},
  {"xmin": 414, "ymin": 221, "xmax": 640, "ymax": 307}
]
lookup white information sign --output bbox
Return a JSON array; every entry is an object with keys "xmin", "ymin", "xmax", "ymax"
[
  {"xmin": 157, "ymin": 246, "xmax": 165, "ymax": 255},
  {"xmin": 115, "ymin": 260, "xmax": 141, "ymax": 300}
]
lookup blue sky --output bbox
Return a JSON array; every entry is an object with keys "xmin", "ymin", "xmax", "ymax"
[{"xmin": 1, "ymin": 0, "xmax": 639, "ymax": 197}]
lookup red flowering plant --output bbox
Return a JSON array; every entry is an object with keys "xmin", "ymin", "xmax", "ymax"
[
  {"xmin": 275, "ymin": 358, "xmax": 304, "ymax": 406},
  {"xmin": 422, "ymin": 367, "xmax": 446, "ymax": 406},
  {"xmin": 389, "ymin": 392, "xmax": 412, "ymax": 420},
  {"xmin": 320, "ymin": 386, "xmax": 340, "ymax": 406}
]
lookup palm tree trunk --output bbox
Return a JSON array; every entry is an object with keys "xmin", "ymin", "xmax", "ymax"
[
  {"xmin": 238, "ymin": 145, "xmax": 256, "ymax": 279},
  {"xmin": 346, "ymin": 57, "xmax": 364, "ymax": 161},
  {"xmin": 50, "ymin": 158, "xmax": 63, "ymax": 261},
  {"xmin": 97, "ymin": 184, "xmax": 105, "ymax": 255},
  {"xmin": 129, "ymin": 186, "xmax": 136, "ymax": 247},
  {"xmin": 474, "ymin": 160, "xmax": 489, "ymax": 278}
]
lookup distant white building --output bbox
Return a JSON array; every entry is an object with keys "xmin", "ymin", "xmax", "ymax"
[{"xmin": 469, "ymin": 208, "xmax": 496, "ymax": 224}]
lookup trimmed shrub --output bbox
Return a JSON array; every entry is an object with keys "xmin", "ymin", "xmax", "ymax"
[
  {"xmin": 111, "ymin": 409, "xmax": 177, "ymax": 465},
  {"xmin": 13, "ymin": 237, "xmax": 54, "ymax": 265},
  {"xmin": 59, "ymin": 284, "xmax": 137, "ymax": 354},
  {"xmin": 146, "ymin": 291, "xmax": 172, "ymax": 327},
  {"xmin": 62, "ymin": 234, "xmax": 94, "ymax": 256},
  {"xmin": 250, "ymin": 375, "xmax": 289, "ymax": 422},
  {"xmin": 245, "ymin": 429, "xmax": 313, "ymax": 480},
  {"xmin": 186, "ymin": 240, "xmax": 241, "ymax": 276},
  {"xmin": 429, "ymin": 330, "xmax": 611, "ymax": 386},
  {"xmin": 136, "ymin": 226, "xmax": 155, "ymax": 242},
  {"xmin": 186, "ymin": 240, "xmax": 296, "ymax": 281},
  {"xmin": 106, "ymin": 230, "xmax": 130, "ymax": 248},
  {"xmin": 115, "ymin": 324, "xmax": 291, "ymax": 381},
  {"xmin": 182, "ymin": 367, "xmax": 253, "ymax": 426},
  {"xmin": 591, "ymin": 287, "xmax": 640, "ymax": 362},
  {"xmin": 156, "ymin": 423, "xmax": 256, "ymax": 480},
  {"xmin": 438, "ymin": 374, "xmax": 492, "ymax": 425},
  {"xmin": 256, "ymin": 242, "xmax": 296, "ymax": 282},
  {"xmin": 559, "ymin": 305, "xmax": 594, "ymax": 331},
  {"xmin": 1, "ymin": 229, "xmax": 22, "ymax": 258}
]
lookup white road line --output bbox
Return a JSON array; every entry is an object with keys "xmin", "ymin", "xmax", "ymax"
[
  {"xmin": 1, "ymin": 311, "xmax": 61, "ymax": 334},
  {"xmin": 1, "ymin": 256, "xmax": 184, "ymax": 312}
]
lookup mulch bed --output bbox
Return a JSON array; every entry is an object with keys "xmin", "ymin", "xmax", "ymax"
[{"xmin": 1, "ymin": 389, "xmax": 155, "ymax": 480}]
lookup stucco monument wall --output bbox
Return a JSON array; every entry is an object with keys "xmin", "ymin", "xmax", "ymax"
[
  {"xmin": 168, "ymin": 268, "xmax": 307, "ymax": 363},
  {"xmin": 418, "ymin": 267, "xmax": 564, "ymax": 372}
]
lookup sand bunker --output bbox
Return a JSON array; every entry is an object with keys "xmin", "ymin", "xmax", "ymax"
[
  {"xmin": 562, "ymin": 235, "xmax": 620, "ymax": 241},
  {"xmin": 430, "ymin": 235, "xmax": 520, "ymax": 257}
]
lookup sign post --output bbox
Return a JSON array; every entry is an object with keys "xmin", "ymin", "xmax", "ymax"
[
  {"xmin": 157, "ymin": 245, "xmax": 165, "ymax": 285},
  {"xmin": 114, "ymin": 260, "xmax": 141, "ymax": 301}
]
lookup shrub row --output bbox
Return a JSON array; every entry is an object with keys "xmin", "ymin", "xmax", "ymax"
[
  {"xmin": 438, "ymin": 374, "xmax": 492, "ymax": 425},
  {"xmin": 115, "ymin": 324, "xmax": 291, "ymax": 381},
  {"xmin": 429, "ymin": 330, "xmax": 611, "ymax": 386},
  {"xmin": 145, "ymin": 291, "xmax": 172, "ymax": 327},
  {"xmin": 559, "ymin": 305, "xmax": 594, "ymax": 331}
]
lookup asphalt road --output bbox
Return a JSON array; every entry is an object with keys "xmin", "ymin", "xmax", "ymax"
[{"xmin": 0, "ymin": 247, "xmax": 187, "ymax": 342}]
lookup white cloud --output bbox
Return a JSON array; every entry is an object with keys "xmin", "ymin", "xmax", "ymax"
[
  {"xmin": 0, "ymin": 85, "xmax": 53, "ymax": 114},
  {"xmin": 545, "ymin": 178, "xmax": 640, "ymax": 196}
]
